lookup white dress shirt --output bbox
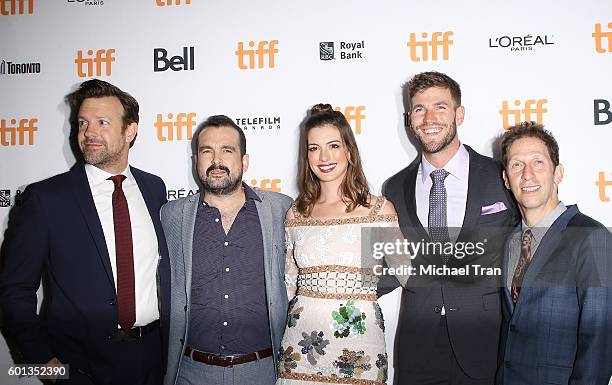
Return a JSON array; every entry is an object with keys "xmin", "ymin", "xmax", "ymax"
[
  {"xmin": 416, "ymin": 143, "xmax": 470, "ymax": 239},
  {"xmin": 85, "ymin": 164, "xmax": 160, "ymax": 327}
]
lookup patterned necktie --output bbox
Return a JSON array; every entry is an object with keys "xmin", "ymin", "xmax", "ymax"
[
  {"xmin": 511, "ymin": 229, "xmax": 533, "ymax": 305},
  {"xmin": 428, "ymin": 169, "xmax": 450, "ymax": 262},
  {"xmin": 108, "ymin": 175, "xmax": 136, "ymax": 331}
]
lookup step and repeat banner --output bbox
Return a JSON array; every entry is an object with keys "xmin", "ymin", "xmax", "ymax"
[{"xmin": 1, "ymin": 1, "xmax": 611, "ymax": 384}]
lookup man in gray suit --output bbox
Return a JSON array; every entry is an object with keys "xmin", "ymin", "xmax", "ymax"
[{"xmin": 161, "ymin": 115, "xmax": 292, "ymax": 385}]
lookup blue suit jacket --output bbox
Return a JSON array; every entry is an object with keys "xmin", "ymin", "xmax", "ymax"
[
  {"xmin": 497, "ymin": 205, "xmax": 612, "ymax": 385},
  {"xmin": 0, "ymin": 163, "xmax": 170, "ymax": 376}
]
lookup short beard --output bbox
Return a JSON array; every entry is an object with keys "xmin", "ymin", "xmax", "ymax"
[
  {"xmin": 415, "ymin": 121, "xmax": 457, "ymax": 154},
  {"xmin": 199, "ymin": 164, "xmax": 243, "ymax": 196}
]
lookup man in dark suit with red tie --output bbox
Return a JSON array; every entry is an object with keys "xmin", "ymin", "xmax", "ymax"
[
  {"xmin": 380, "ymin": 72, "xmax": 519, "ymax": 385},
  {"xmin": 0, "ymin": 79, "xmax": 170, "ymax": 385}
]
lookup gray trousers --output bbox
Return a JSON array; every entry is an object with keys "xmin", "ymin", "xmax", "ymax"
[{"xmin": 176, "ymin": 354, "xmax": 276, "ymax": 385}]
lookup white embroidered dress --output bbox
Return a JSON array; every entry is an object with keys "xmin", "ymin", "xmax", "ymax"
[{"xmin": 277, "ymin": 197, "xmax": 398, "ymax": 385}]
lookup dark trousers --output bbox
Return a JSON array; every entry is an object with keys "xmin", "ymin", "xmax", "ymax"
[
  {"xmin": 397, "ymin": 316, "xmax": 494, "ymax": 385},
  {"xmin": 55, "ymin": 328, "xmax": 162, "ymax": 385}
]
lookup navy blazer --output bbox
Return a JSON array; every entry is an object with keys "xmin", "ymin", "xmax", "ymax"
[
  {"xmin": 497, "ymin": 205, "xmax": 612, "ymax": 385},
  {"xmin": 0, "ymin": 163, "xmax": 170, "ymax": 374},
  {"xmin": 381, "ymin": 145, "xmax": 519, "ymax": 380}
]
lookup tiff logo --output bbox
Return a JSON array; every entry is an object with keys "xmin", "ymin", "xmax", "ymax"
[
  {"xmin": 155, "ymin": 113, "xmax": 196, "ymax": 141},
  {"xmin": 75, "ymin": 49, "xmax": 115, "ymax": 77},
  {"xmin": 156, "ymin": 0, "xmax": 190, "ymax": 5},
  {"xmin": 499, "ymin": 99, "xmax": 548, "ymax": 129},
  {"xmin": 250, "ymin": 179, "xmax": 281, "ymax": 193},
  {"xmin": 235, "ymin": 40, "xmax": 278, "ymax": 70},
  {"xmin": 592, "ymin": 22, "xmax": 612, "ymax": 53},
  {"xmin": 407, "ymin": 31, "xmax": 453, "ymax": 62},
  {"xmin": 1, "ymin": 118, "xmax": 38, "ymax": 146},
  {"xmin": 335, "ymin": 106, "xmax": 365, "ymax": 134},
  {"xmin": 596, "ymin": 171, "xmax": 612, "ymax": 202},
  {"xmin": 0, "ymin": 0, "xmax": 33, "ymax": 15},
  {"xmin": 154, "ymin": 47, "xmax": 194, "ymax": 72},
  {"xmin": 594, "ymin": 99, "xmax": 612, "ymax": 125}
]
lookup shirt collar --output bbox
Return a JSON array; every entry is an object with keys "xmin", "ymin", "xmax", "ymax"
[
  {"xmin": 84, "ymin": 163, "xmax": 133, "ymax": 188},
  {"xmin": 521, "ymin": 201, "xmax": 567, "ymax": 242},
  {"xmin": 201, "ymin": 182, "xmax": 262, "ymax": 207},
  {"xmin": 420, "ymin": 143, "xmax": 469, "ymax": 183}
]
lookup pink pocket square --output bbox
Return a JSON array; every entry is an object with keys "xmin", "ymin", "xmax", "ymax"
[{"xmin": 481, "ymin": 202, "xmax": 507, "ymax": 215}]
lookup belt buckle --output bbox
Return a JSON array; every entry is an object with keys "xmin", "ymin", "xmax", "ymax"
[
  {"xmin": 137, "ymin": 325, "xmax": 143, "ymax": 338},
  {"xmin": 224, "ymin": 354, "xmax": 236, "ymax": 368}
]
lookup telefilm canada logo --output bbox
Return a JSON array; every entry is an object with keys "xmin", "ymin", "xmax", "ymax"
[
  {"xmin": 488, "ymin": 34, "xmax": 554, "ymax": 52},
  {"xmin": 319, "ymin": 40, "xmax": 365, "ymax": 61},
  {"xmin": 0, "ymin": 59, "xmax": 41, "ymax": 75},
  {"xmin": 66, "ymin": 0, "xmax": 104, "ymax": 6},
  {"xmin": 234, "ymin": 116, "xmax": 281, "ymax": 131}
]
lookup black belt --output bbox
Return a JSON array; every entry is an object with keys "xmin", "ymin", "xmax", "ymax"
[
  {"xmin": 184, "ymin": 346, "xmax": 273, "ymax": 367},
  {"xmin": 112, "ymin": 320, "xmax": 160, "ymax": 342}
]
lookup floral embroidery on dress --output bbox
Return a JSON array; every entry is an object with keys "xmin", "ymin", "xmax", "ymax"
[
  {"xmin": 375, "ymin": 353, "xmax": 388, "ymax": 383},
  {"xmin": 333, "ymin": 348, "xmax": 372, "ymax": 378},
  {"xmin": 278, "ymin": 346, "xmax": 301, "ymax": 373},
  {"xmin": 332, "ymin": 300, "xmax": 367, "ymax": 338},
  {"xmin": 373, "ymin": 302, "xmax": 385, "ymax": 332},
  {"xmin": 298, "ymin": 331, "xmax": 330, "ymax": 365},
  {"xmin": 287, "ymin": 297, "xmax": 304, "ymax": 328}
]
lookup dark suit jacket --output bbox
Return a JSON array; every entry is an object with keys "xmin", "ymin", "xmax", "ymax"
[
  {"xmin": 380, "ymin": 145, "xmax": 519, "ymax": 380},
  {"xmin": 497, "ymin": 206, "xmax": 612, "ymax": 385},
  {"xmin": 0, "ymin": 163, "xmax": 170, "ymax": 377}
]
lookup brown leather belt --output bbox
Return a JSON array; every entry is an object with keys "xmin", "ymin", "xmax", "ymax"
[{"xmin": 184, "ymin": 346, "xmax": 273, "ymax": 367}]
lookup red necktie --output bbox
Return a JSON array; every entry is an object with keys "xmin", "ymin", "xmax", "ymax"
[
  {"xmin": 108, "ymin": 175, "xmax": 136, "ymax": 331},
  {"xmin": 511, "ymin": 229, "xmax": 533, "ymax": 305}
]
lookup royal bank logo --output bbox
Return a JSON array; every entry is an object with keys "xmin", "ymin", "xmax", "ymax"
[
  {"xmin": 154, "ymin": 47, "xmax": 194, "ymax": 72},
  {"xmin": 1, "ymin": 118, "xmax": 38, "ymax": 146},
  {"xmin": 250, "ymin": 179, "xmax": 281, "ymax": 193},
  {"xmin": 75, "ymin": 49, "xmax": 115, "ymax": 77},
  {"xmin": 155, "ymin": 112, "xmax": 197, "ymax": 141},
  {"xmin": 0, "ymin": 59, "xmax": 41, "ymax": 75},
  {"xmin": 235, "ymin": 40, "xmax": 278, "ymax": 70},
  {"xmin": 67, "ymin": 0, "xmax": 104, "ymax": 6},
  {"xmin": 488, "ymin": 34, "xmax": 554, "ymax": 52},
  {"xmin": 235, "ymin": 116, "xmax": 281, "ymax": 131},
  {"xmin": 592, "ymin": 22, "xmax": 612, "ymax": 53},
  {"xmin": 407, "ymin": 31, "xmax": 453, "ymax": 62},
  {"xmin": 0, "ymin": 0, "xmax": 33, "ymax": 15},
  {"xmin": 0, "ymin": 189, "xmax": 23, "ymax": 207},
  {"xmin": 319, "ymin": 40, "xmax": 365, "ymax": 61},
  {"xmin": 499, "ymin": 99, "xmax": 548, "ymax": 129}
]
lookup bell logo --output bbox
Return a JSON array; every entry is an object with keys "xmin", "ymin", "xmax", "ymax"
[
  {"xmin": 499, "ymin": 99, "xmax": 548, "ymax": 129},
  {"xmin": 235, "ymin": 40, "xmax": 278, "ymax": 70},
  {"xmin": 0, "ymin": 118, "xmax": 38, "ymax": 146},
  {"xmin": 407, "ymin": 31, "xmax": 453, "ymax": 62},
  {"xmin": 75, "ymin": 49, "xmax": 115, "ymax": 77},
  {"xmin": 594, "ymin": 99, "xmax": 612, "ymax": 125},
  {"xmin": 250, "ymin": 179, "xmax": 281, "ymax": 193},
  {"xmin": 0, "ymin": 0, "xmax": 33, "ymax": 15},
  {"xmin": 596, "ymin": 171, "xmax": 612, "ymax": 202},
  {"xmin": 156, "ymin": 0, "xmax": 190, "ymax": 5},
  {"xmin": 334, "ymin": 106, "xmax": 365, "ymax": 134},
  {"xmin": 153, "ymin": 47, "xmax": 194, "ymax": 72},
  {"xmin": 592, "ymin": 23, "xmax": 612, "ymax": 53},
  {"xmin": 155, "ymin": 113, "xmax": 196, "ymax": 141}
]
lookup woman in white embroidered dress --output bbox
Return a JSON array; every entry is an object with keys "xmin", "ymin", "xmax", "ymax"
[{"xmin": 276, "ymin": 104, "xmax": 399, "ymax": 385}]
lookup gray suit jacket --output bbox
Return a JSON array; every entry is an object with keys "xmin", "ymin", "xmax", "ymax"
[{"xmin": 161, "ymin": 189, "xmax": 292, "ymax": 385}]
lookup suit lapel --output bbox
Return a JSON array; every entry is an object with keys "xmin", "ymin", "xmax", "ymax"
[
  {"xmin": 254, "ymin": 191, "xmax": 274, "ymax": 297},
  {"xmin": 69, "ymin": 163, "xmax": 115, "ymax": 290},
  {"xmin": 182, "ymin": 193, "xmax": 199, "ymax": 306},
  {"xmin": 458, "ymin": 146, "xmax": 483, "ymax": 241},
  {"xmin": 402, "ymin": 157, "xmax": 429, "ymax": 240},
  {"xmin": 503, "ymin": 226, "xmax": 521, "ymax": 314}
]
